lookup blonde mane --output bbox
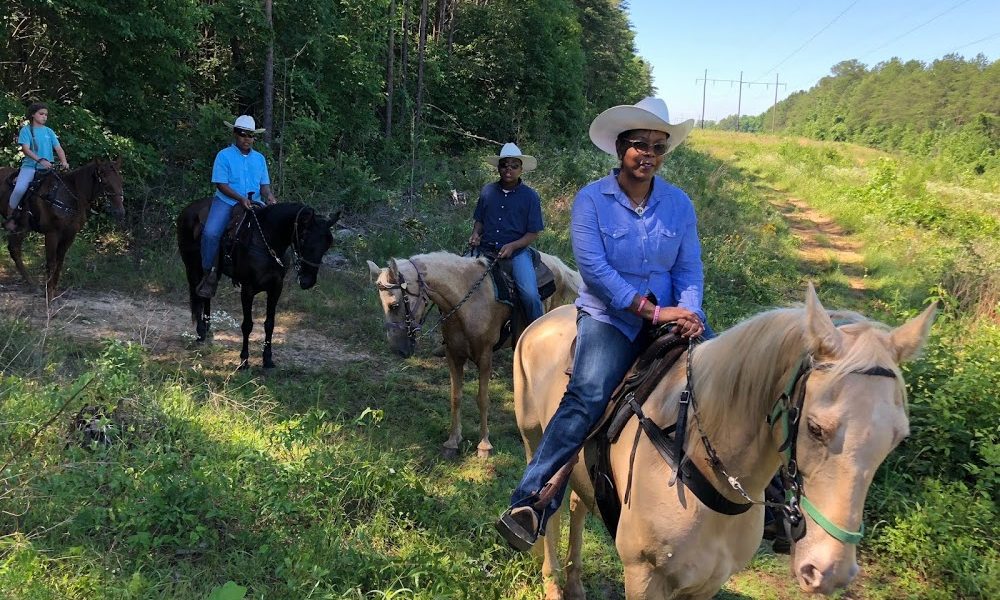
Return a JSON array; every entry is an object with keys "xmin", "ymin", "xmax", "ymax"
[{"xmin": 689, "ymin": 308, "xmax": 906, "ymax": 440}]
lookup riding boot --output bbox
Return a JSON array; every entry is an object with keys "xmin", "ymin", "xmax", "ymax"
[
  {"xmin": 196, "ymin": 267, "xmax": 220, "ymax": 299},
  {"xmin": 4, "ymin": 205, "xmax": 23, "ymax": 233}
]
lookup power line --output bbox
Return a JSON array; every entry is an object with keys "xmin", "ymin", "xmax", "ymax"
[
  {"xmin": 860, "ymin": 0, "xmax": 974, "ymax": 59},
  {"xmin": 754, "ymin": 0, "xmax": 861, "ymax": 82},
  {"xmin": 948, "ymin": 31, "xmax": 1000, "ymax": 54}
]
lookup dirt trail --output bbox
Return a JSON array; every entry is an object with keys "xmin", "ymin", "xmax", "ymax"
[
  {"xmin": 0, "ymin": 277, "xmax": 371, "ymax": 371},
  {"xmin": 774, "ymin": 196, "xmax": 868, "ymax": 294}
]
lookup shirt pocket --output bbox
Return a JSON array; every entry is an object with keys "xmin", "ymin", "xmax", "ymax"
[
  {"xmin": 651, "ymin": 226, "xmax": 682, "ymax": 270},
  {"xmin": 600, "ymin": 225, "xmax": 636, "ymax": 271}
]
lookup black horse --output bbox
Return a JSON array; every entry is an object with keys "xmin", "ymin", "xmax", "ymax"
[{"xmin": 177, "ymin": 200, "xmax": 340, "ymax": 369}]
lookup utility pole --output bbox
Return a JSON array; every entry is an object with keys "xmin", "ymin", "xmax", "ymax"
[
  {"xmin": 771, "ymin": 73, "xmax": 786, "ymax": 134},
  {"xmin": 700, "ymin": 69, "xmax": 707, "ymax": 128},
  {"xmin": 696, "ymin": 71, "xmax": 786, "ymax": 132},
  {"xmin": 736, "ymin": 71, "xmax": 743, "ymax": 132}
]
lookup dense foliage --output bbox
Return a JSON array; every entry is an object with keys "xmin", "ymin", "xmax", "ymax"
[
  {"xmin": 759, "ymin": 55, "xmax": 1000, "ymax": 186},
  {"xmin": 1, "ymin": 0, "xmax": 651, "ymax": 204}
]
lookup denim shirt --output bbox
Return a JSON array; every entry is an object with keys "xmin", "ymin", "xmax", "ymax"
[{"xmin": 572, "ymin": 169, "xmax": 706, "ymax": 341}]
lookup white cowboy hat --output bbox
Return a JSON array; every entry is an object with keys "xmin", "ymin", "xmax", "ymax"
[
  {"xmin": 589, "ymin": 97, "xmax": 694, "ymax": 157},
  {"xmin": 224, "ymin": 115, "xmax": 266, "ymax": 134},
  {"xmin": 485, "ymin": 142, "xmax": 538, "ymax": 172}
]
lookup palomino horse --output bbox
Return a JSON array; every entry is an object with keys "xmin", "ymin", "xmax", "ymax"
[
  {"xmin": 0, "ymin": 159, "xmax": 125, "ymax": 300},
  {"xmin": 367, "ymin": 251, "xmax": 581, "ymax": 459},
  {"xmin": 177, "ymin": 200, "xmax": 339, "ymax": 369},
  {"xmin": 514, "ymin": 284, "xmax": 936, "ymax": 599}
]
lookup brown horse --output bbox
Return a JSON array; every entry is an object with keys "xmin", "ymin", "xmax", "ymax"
[
  {"xmin": 367, "ymin": 251, "xmax": 581, "ymax": 459},
  {"xmin": 514, "ymin": 284, "xmax": 936, "ymax": 599},
  {"xmin": 0, "ymin": 159, "xmax": 125, "ymax": 300}
]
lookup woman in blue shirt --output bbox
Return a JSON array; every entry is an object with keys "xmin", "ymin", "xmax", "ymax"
[
  {"xmin": 5, "ymin": 103, "xmax": 69, "ymax": 232},
  {"xmin": 497, "ymin": 97, "xmax": 711, "ymax": 551}
]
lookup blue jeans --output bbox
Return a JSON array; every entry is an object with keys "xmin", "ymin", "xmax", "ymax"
[
  {"xmin": 510, "ymin": 248, "xmax": 543, "ymax": 322},
  {"xmin": 201, "ymin": 197, "xmax": 235, "ymax": 270},
  {"xmin": 510, "ymin": 311, "xmax": 642, "ymax": 529},
  {"xmin": 9, "ymin": 166, "xmax": 36, "ymax": 211}
]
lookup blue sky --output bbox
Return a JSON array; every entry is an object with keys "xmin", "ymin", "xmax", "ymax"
[{"xmin": 626, "ymin": 0, "xmax": 1000, "ymax": 123}]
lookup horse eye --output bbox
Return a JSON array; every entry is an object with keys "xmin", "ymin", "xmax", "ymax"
[
  {"xmin": 807, "ymin": 420, "xmax": 825, "ymax": 441},
  {"xmin": 389, "ymin": 302, "xmax": 400, "ymax": 311}
]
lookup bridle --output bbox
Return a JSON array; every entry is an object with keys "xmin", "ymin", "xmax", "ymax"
[
  {"xmin": 671, "ymin": 344, "xmax": 898, "ymax": 546},
  {"xmin": 376, "ymin": 260, "xmax": 432, "ymax": 342},
  {"xmin": 92, "ymin": 163, "xmax": 124, "ymax": 209},
  {"xmin": 763, "ymin": 356, "xmax": 897, "ymax": 545},
  {"xmin": 250, "ymin": 206, "xmax": 324, "ymax": 274}
]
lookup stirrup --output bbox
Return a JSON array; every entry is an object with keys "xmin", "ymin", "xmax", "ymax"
[{"xmin": 495, "ymin": 506, "xmax": 540, "ymax": 552}]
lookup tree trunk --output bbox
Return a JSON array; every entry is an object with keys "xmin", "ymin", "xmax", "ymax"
[
  {"xmin": 385, "ymin": 0, "xmax": 396, "ymax": 137},
  {"xmin": 401, "ymin": 0, "xmax": 409, "ymax": 86},
  {"xmin": 415, "ymin": 0, "xmax": 428, "ymax": 127},
  {"xmin": 262, "ymin": 0, "xmax": 274, "ymax": 144}
]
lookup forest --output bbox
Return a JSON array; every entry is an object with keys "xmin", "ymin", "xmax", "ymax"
[{"xmin": 730, "ymin": 55, "xmax": 1000, "ymax": 187}]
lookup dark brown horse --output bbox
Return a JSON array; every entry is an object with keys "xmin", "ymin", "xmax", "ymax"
[
  {"xmin": 0, "ymin": 159, "xmax": 125, "ymax": 300},
  {"xmin": 177, "ymin": 199, "xmax": 340, "ymax": 369}
]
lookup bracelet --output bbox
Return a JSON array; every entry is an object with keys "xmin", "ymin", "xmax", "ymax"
[
  {"xmin": 652, "ymin": 305, "xmax": 661, "ymax": 325},
  {"xmin": 637, "ymin": 297, "xmax": 648, "ymax": 315}
]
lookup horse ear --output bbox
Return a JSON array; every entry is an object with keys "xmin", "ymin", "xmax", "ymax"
[
  {"xmin": 890, "ymin": 301, "xmax": 938, "ymax": 363},
  {"xmin": 804, "ymin": 282, "xmax": 843, "ymax": 357},
  {"xmin": 114, "ymin": 156, "xmax": 122, "ymax": 169},
  {"xmin": 387, "ymin": 258, "xmax": 400, "ymax": 283},
  {"xmin": 366, "ymin": 260, "xmax": 382, "ymax": 282},
  {"xmin": 328, "ymin": 209, "xmax": 342, "ymax": 227}
]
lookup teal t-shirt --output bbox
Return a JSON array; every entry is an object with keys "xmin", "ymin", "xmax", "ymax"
[{"xmin": 17, "ymin": 125, "xmax": 60, "ymax": 169}]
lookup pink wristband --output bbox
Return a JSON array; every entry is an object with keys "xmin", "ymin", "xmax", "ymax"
[
  {"xmin": 637, "ymin": 297, "xmax": 648, "ymax": 315},
  {"xmin": 652, "ymin": 305, "xmax": 661, "ymax": 325}
]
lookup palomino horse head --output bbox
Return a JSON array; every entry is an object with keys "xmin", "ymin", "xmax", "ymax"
[
  {"xmin": 292, "ymin": 208, "xmax": 340, "ymax": 290},
  {"xmin": 367, "ymin": 258, "xmax": 434, "ymax": 358},
  {"xmin": 94, "ymin": 157, "xmax": 125, "ymax": 221},
  {"xmin": 780, "ymin": 286, "xmax": 935, "ymax": 593}
]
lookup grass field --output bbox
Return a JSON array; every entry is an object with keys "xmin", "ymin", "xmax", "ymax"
[{"xmin": 1, "ymin": 131, "xmax": 996, "ymax": 599}]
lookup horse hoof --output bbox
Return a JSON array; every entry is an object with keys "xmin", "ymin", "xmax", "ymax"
[
  {"xmin": 263, "ymin": 361, "xmax": 275, "ymax": 369},
  {"xmin": 441, "ymin": 447, "xmax": 459, "ymax": 460},
  {"xmin": 477, "ymin": 447, "xmax": 493, "ymax": 459},
  {"xmin": 238, "ymin": 360, "xmax": 250, "ymax": 371}
]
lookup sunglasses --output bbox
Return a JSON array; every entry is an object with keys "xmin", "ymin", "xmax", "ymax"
[
  {"xmin": 498, "ymin": 161, "xmax": 522, "ymax": 170},
  {"xmin": 236, "ymin": 130, "xmax": 256, "ymax": 139},
  {"xmin": 624, "ymin": 139, "xmax": 669, "ymax": 156}
]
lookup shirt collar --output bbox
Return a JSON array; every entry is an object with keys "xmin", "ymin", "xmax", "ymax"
[
  {"xmin": 495, "ymin": 179, "xmax": 522, "ymax": 193},
  {"xmin": 601, "ymin": 168, "xmax": 661, "ymax": 212}
]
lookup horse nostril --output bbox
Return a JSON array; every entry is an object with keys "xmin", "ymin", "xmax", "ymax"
[{"xmin": 798, "ymin": 563, "xmax": 823, "ymax": 590}]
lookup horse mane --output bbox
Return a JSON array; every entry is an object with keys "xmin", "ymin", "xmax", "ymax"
[{"xmin": 689, "ymin": 307, "xmax": 906, "ymax": 441}]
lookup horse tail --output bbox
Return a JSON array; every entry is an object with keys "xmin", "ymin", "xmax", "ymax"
[{"xmin": 540, "ymin": 251, "xmax": 582, "ymax": 310}]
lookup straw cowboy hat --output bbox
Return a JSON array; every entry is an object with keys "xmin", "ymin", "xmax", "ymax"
[
  {"xmin": 589, "ymin": 97, "xmax": 694, "ymax": 157},
  {"xmin": 224, "ymin": 115, "xmax": 266, "ymax": 133},
  {"xmin": 486, "ymin": 142, "xmax": 537, "ymax": 172}
]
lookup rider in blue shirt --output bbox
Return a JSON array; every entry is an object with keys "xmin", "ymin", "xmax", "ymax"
[
  {"xmin": 196, "ymin": 115, "xmax": 277, "ymax": 298},
  {"xmin": 496, "ymin": 97, "xmax": 712, "ymax": 551},
  {"xmin": 469, "ymin": 143, "xmax": 545, "ymax": 322},
  {"xmin": 5, "ymin": 103, "xmax": 69, "ymax": 232}
]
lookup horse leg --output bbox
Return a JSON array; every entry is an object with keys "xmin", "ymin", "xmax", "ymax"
[
  {"xmin": 541, "ymin": 502, "xmax": 565, "ymax": 600},
  {"xmin": 474, "ymin": 350, "xmax": 493, "ymax": 459},
  {"xmin": 6, "ymin": 230, "xmax": 35, "ymax": 289},
  {"xmin": 563, "ymin": 491, "xmax": 589, "ymax": 600},
  {"xmin": 442, "ymin": 349, "xmax": 465, "ymax": 459},
  {"xmin": 239, "ymin": 286, "xmax": 255, "ymax": 370},
  {"xmin": 44, "ymin": 230, "xmax": 64, "ymax": 302},
  {"xmin": 261, "ymin": 284, "xmax": 282, "ymax": 369},
  {"xmin": 49, "ymin": 230, "xmax": 77, "ymax": 300}
]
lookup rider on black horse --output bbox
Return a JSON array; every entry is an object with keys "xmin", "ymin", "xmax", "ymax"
[{"xmin": 196, "ymin": 115, "xmax": 276, "ymax": 298}]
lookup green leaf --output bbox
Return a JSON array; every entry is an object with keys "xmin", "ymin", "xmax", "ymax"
[{"xmin": 206, "ymin": 581, "xmax": 247, "ymax": 600}]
